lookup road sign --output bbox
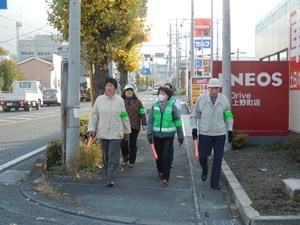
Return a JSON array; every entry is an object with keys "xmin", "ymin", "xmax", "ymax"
[
  {"xmin": 194, "ymin": 39, "xmax": 210, "ymax": 49},
  {"xmin": 0, "ymin": 0, "xmax": 7, "ymax": 9},
  {"xmin": 195, "ymin": 59, "xmax": 202, "ymax": 69},
  {"xmin": 140, "ymin": 67, "xmax": 150, "ymax": 75}
]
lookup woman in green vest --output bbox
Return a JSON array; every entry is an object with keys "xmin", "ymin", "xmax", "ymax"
[{"xmin": 147, "ymin": 86, "xmax": 184, "ymax": 187}]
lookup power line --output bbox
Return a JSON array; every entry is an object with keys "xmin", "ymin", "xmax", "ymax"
[
  {"xmin": 0, "ymin": 14, "xmax": 51, "ymax": 33},
  {"xmin": 0, "ymin": 25, "xmax": 50, "ymax": 44},
  {"xmin": 0, "ymin": 14, "xmax": 54, "ymax": 44}
]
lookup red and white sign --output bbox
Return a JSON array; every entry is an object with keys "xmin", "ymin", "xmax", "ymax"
[
  {"xmin": 290, "ymin": 9, "xmax": 300, "ymax": 90},
  {"xmin": 191, "ymin": 77, "xmax": 210, "ymax": 108},
  {"xmin": 213, "ymin": 61, "xmax": 289, "ymax": 136},
  {"xmin": 194, "ymin": 18, "xmax": 211, "ymax": 37}
]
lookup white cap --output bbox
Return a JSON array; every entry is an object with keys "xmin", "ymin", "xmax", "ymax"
[
  {"xmin": 124, "ymin": 84, "xmax": 134, "ymax": 91},
  {"xmin": 207, "ymin": 78, "xmax": 221, "ymax": 88}
]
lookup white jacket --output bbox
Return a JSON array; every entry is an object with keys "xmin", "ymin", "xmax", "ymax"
[
  {"xmin": 190, "ymin": 93, "xmax": 233, "ymax": 136},
  {"xmin": 88, "ymin": 93, "xmax": 131, "ymax": 139}
]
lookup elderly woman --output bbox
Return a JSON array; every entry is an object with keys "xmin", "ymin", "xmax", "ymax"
[
  {"xmin": 147, "ymin": 86, "xmax": 184, "ymax": 187},
  {"xmin": 87, "ymin": 78, "xmax": 131, "ymax": 187},
  {"xmin": 120, "ymin": 84, "xmax": 147, "ymax": 168}
]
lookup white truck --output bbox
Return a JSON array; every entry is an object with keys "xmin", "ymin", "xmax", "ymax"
[{"xmin": 0, "ymin": 80, "xmax": 43, "ymax": 112}]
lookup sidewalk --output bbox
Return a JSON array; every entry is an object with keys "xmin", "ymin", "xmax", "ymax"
[{"xmin": 20, "ymin": 114, "xmax": 243, "ymax": 225}]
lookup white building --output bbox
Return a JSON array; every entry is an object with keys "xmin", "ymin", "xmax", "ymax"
[
  {"xmin": 255, "ymin": 0, "xmax": 300, "ymax": 134},
  {"xmin": 18, "ymin": 35, "xmax": 63, "ymax": 62}
]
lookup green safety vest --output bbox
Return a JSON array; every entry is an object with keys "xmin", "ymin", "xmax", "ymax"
[{"xmin": 153, "ymin": 101, "xmax": 181, "ymax": 133}]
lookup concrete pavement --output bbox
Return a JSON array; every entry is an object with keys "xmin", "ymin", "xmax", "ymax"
[
  {"xmin": 20, "ymin": 113, "xmax": 243, "ymax": 225},
  {"xmin": 18, "ymin": 99, "xmax": 300, "ymax": 225}
]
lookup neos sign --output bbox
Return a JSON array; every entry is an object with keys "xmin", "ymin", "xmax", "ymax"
[
  {"xmin": 231, "ymin": 72, "xmax": 283, "ymax": 87},
  {"xmin": 213, "ymin": 61, "xmax": 289, "ymax": 136}
]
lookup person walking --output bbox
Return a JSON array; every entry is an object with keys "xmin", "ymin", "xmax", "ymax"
[
  {"xmin": 164, "ymin": 83, "xmax": 181, "ymax": 112},
  {"xmin": 190, "ymin": 78, "xmax": 233, "ymax": 190},
  {"xmin": 164, "ymin": 83, "xmax": 181, "ymax": 168},
  {"xmin": 147, "ymin": 86, "xmax": 184, "ymax": 187},
  {"xmin": 87, "ymin": 78, "xmax": 131, "ymax": 187},
  {"xmin": 120, "ymin": 84, "xmax": 147, "ymax": 168}
]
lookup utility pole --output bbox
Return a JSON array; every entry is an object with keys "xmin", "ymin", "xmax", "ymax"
[
  {"xmin": 222, "ymin": 0, "xmax": 232, "ymax": 151},
  {"xmin": 190, "ymin": 0, "xmax": 195, "ymax": 78},
  {"xmin": 222, "ymin": 0, "xmax": 231, "ymax": 104},
  {"xmin": 168, "ymin": 23, "xmax": 172, "ymax": 82},
  {"xmin": 210, "ymin": 0, "xmax": 214, "ymax": 75},
  {"xmin": 176, "ymin": 18, "xmax": 180, "ymax": 91},
  {"xmin": 65, "ymin": 0, "xmax": 81, "ymax": 170}
]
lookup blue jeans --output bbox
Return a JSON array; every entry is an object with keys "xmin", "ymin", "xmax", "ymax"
[{"xmin": 198, "ymin": 134, "xmax": 226, "ymax": 187}]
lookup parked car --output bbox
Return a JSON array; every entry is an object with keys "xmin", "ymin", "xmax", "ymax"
[
  {"xmin": 43, "ymin": 88, "xmax": 61, "ymax": 106},
  {"xmin": 152, "ymin": 86, "xmax": 159, "ymax": 95},
  {"xmin": 147, "ymin": 86, "xmax": 153, "ymax": 91},
  {"xmin": 80, "ymin": 77, "xmax": 91, "ymax": 101},
  {"xmin": 0, "ymin": 80, "xmax": 43, "ymax": 112}
]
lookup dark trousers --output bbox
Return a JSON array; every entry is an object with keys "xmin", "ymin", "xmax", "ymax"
[
  {"xmin": 154, "ymin": 136, "xmax": 174, "ymax": 181},
  {"xmin": 120, "ymin": 128, "xmax": 139, "ymax": 164},
  {"xmin": 198, "ymin": 134, "xmax": 226, "ymax": 187}
]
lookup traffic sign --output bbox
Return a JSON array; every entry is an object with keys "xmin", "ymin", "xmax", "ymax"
[
  {"xmin": 140, "ymin": 67, "xmax": 150, "ymax": 75},
  {"xmin": 0, "ymin": 0, "xmax": 7, "ymax": 9},
  {"xmin": 194, "ymin": 39, "xmax": 210, "ymax": 49},
  {"xmin": 195, "ymin": 59, "xmax": 202, "ymax": 69}
]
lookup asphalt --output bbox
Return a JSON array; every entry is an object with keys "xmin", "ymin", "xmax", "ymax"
[{"xmin": 19, "ymin": 110, "xmax": 243, "ymax": 225}]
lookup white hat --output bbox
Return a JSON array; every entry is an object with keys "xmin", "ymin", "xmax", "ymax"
[
  {"xmin": 124, "ymin": 84, "xmax": 134, "ymax": 91},
  {"xmin": 207, "ymin": 78, "xmax": 221, "ymax": 88}
]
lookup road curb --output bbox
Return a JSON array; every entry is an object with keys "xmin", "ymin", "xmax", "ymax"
[{"xmin": 27, "ymin": 153, "xmax": 47, "ymax": 180}]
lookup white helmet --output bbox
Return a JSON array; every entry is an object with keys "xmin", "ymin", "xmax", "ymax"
[
  {"xmin": 124, "ymin": 84, "xmax": 134, "ymax": 91},
  {"xmin": 207, "ymin": 78, "xmax": 221, "ymax": 88}
]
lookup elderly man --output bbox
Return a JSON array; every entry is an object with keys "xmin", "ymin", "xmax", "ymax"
[{"xmin": 190, "ymin": 78, "xmax": 234, "ymax": 190}]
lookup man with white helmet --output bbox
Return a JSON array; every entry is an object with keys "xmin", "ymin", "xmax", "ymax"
[{"xmin": 190, "ymin": 78, "xmax": 234, "ymax": 190}]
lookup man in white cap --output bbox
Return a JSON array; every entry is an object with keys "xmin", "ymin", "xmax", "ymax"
[{"xmin": 190, "ymin": 78, "xmax": 234, "ymax": 190}]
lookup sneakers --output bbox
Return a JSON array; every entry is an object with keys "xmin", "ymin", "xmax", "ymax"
[
  {"xmin": 210, "ymin": 185, "xmax": 221, "ymax": 190},
  {"xmin": 122, "ymin": 157, "xmax": 128, "ymax": 166},
  {"xmin": 162, "ymin": 179, "xmax": 168, "ymax": 187},
  {"xmin": 128, "ymin": 163, "xmax": 135, "ymax": 168},
  {"xmin": 107, "ymin": 180, "xmax": 114, "ymax": 187},
  {"xmin": 201, "ymin": 172, "xmax": 207, "ymax": 182}
]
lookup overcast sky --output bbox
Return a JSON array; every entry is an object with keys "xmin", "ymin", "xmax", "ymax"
[
  {"xmin": 144, "ymin": 0, "xmax": 284, "ymax": 56},
  {"xmin": 0, "ymin": 0, "xmax": 284, "ymax": 57}
]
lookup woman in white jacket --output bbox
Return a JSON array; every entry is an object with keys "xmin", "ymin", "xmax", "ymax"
[
  {"xmin": 88, "ymin": 78, "xmax": 131, "ymax": 187},
  {"xmin": 190, "ymin": 78, "xmax": 233, "ymax": 190}
]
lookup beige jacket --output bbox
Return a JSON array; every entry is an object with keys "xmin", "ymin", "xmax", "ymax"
[
  {"xmin": 190, "ymin": 93, "xmax": 233, "ymax": 136},
  {"xmin": 88, "ymin": 93, "xmax": 131, "ymax": 139}
]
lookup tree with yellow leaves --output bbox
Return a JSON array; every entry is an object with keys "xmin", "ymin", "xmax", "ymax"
[{"xmin": 46, "ymin": 0, "xmax": 150, "ymax": 103}]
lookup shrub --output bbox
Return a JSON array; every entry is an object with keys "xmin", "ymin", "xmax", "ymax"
[
  {"xmin": 45, "ymin": 139, "xmax": 63, "ymax": 169},
  {"xmin": 79, "ymin": 114, "xmax": 90, "ymax": 139},
  {"xmin": 45, "ymin": 114, "xmax": 102, "ymax": 175},
  {"xmin": 77, "ymin": 138, "xmax": 102, "ymax": 169},
  {"xmin": 280, "ymin": 136, "xmax": 300, "ymax": 163},
  {"xmin": 232, "ymin": 131, "xmax": 250, "ymax": 150},
  {"xmin": 45, "ymin": 138, "xmax": 102, "ymax": 173}
]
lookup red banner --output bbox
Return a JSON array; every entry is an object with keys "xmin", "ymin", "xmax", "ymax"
[
  {"xmin": 194, "ymin": 18, "xmax": 211, "ymax": 37},
  {"xmin": 213, "ymin": 61, "xmax": 289, "ymax": 136}
]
